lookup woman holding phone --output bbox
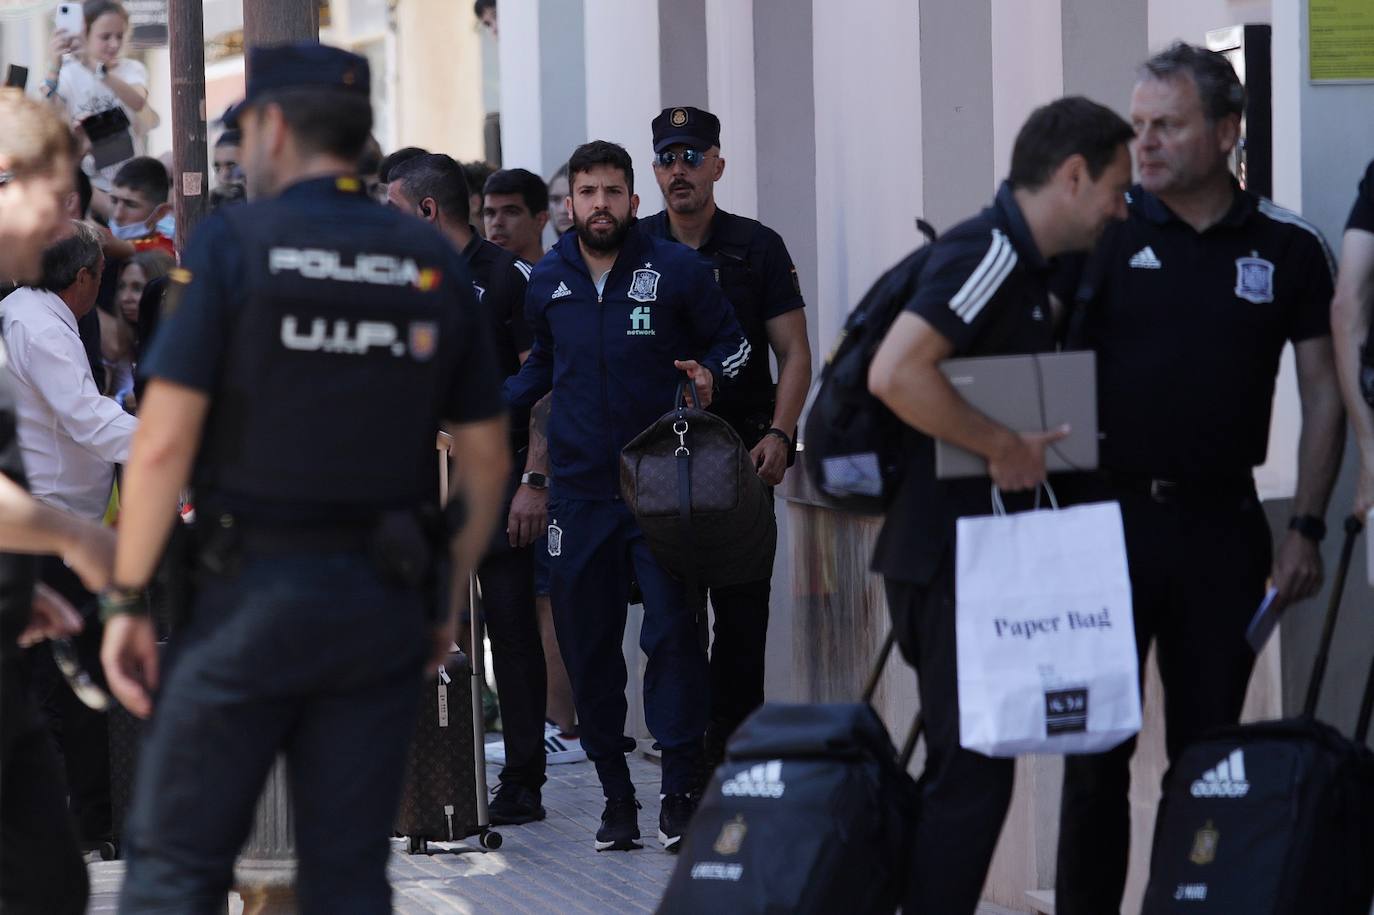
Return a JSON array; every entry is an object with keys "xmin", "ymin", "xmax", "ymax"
[{"xmin": 44, "ymin": 1, "xmax": 160, "ymax": 217}]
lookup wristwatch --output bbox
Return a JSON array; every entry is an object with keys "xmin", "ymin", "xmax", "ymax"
[
  {"xmin": 1288, "ymin": 514, "xmax": 1327, "ymax": 543},
  {"xmin": 521, "ymin": 471, "xmax": 549, "ymax": 490}
]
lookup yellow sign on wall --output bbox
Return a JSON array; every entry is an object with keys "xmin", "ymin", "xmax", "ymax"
[{"xmin": 1311, "ymin": 0, "xmax": 1374, "ymax": 82}]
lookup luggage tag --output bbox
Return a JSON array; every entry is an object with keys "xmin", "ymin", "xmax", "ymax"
[{"xmin": 437, "ymin": 666, "xmax": 450, "ymax": 728}]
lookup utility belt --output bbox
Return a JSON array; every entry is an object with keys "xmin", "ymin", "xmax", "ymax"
[
  {"xmin": 162, "ymin": 506, "xmax": 450, "ymax": 628},
  {"xmin": 1104, "ymin": 470, "xmax": 1258, "ymax": 511}
]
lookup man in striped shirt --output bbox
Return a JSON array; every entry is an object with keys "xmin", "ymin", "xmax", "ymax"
[{"xmin": 868, "ymin": 96, "xmax": 1134, "ymax": 915}]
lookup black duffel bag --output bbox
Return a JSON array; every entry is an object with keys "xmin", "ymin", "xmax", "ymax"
[{"xmin": 620, "ymin": 381, "xmax": 776, "ymax": 592}]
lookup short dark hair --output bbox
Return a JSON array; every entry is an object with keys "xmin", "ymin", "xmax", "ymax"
[
  {"xmin": 474, "ymin": 0, "xmax": 496, "ymax": 18},
  {"xmin": 1008, "ymin": 96, "xmax": 1134, "ymax": 192},
  {"xmin": 391, "ymin": 153, "xmax": 471, "ymax": 223},
  {"xmin": 549, "ymin": 162, "xmax": 569, "ymax": 184},
  {"xmin": 252, "ymin": 87, "xmax": 373, "ymax": 162},
  {"xmin": 357, "ymin": 135, "xmax": 382, "ymax": 176},
  {"xmin": 1139, "ymin": 41, "xmax": 1245, "ymax": 123},
  {"xmin": 74, "ymin": 165, "xmax": 92, "ymax": 217},
  {"xmin": 461, "ymin": 160, "xmax": 495, "ymax": 197},
  {"xmin": 379, "ymin": 146, "xmax": 427, "ymax": 183},
  {"xmin": 214, "ymin": 128, "xmax": 240, "ymax": 149},
  {"xmin": 112, "ymin": 155, "xmax": 170, "ymax": 203},
  {"xmin": 483, "ymin": 168, "xmax": 548, "ymax": 215},
  {"xmin": 83, "ymin": 0, "xmax": 127, "ymax": 30},
  {"xmin": 39, "ymin": 221, "xmax": 102, "ymax": 293},
  {"xmin": 567, "ymin": 140, "xmax": 634, "ymax": 194}
]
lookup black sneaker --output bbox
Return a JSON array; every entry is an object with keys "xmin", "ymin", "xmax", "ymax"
[
  {"xmin": 595, "ymin": 796, "xmax": 642, "ymax": 851},
  {"xmin": 488, "ymin": 783, "xmax": 545, "ymax": 826},
  {"xmin": 658, "ymin": 793, "xmax": 697, "ymax": 852}
]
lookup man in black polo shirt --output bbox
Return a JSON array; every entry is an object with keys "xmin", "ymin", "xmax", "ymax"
[
  {"xmin": 868, "ymin": 96, "xmax": 1134, "ymax": 915},
  {"xmin": 1055, "ymin": 44, "xmax": 1346, "ymax": 915},
  {"xmin": 640, "ymin": 106, "xmax": 813, "ymax": 774},
  {"xmin": 387, "ymin": 152, "xmax": 552, "ymax": 826},
  {"xmin": 1332, "ymin": 159, "xmax": 1374, "ymax": 518}
]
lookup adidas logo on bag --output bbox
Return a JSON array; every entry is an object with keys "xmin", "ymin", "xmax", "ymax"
[
  {"xmin": 1190, "ymin": 749, "xmax": 1250, "ymax": 798},
  {"xmin": 721, "ymin": 760, "xmax": 786, "ymax": 799},
  {"xmin": 1129, "ymin": 246, "xmax": 1163, "ymax": 269}
]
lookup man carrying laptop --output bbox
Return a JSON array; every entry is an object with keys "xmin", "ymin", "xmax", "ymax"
[{"xmin": 867, "ymin": 96, "xmax": 1134, "ymax": 915}]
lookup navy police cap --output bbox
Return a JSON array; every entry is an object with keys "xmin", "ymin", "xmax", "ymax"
[
  {"xmin": 652, "ymin": 106, "xmax": 721, "ymax": 153},
  {"xmin": 222, "ymin": 42, "xmax": 370, "ymax": 128}
]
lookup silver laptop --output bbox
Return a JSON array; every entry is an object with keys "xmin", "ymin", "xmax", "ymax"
[{"xmin": 935, "ymin": 350, "xmax": 1098, "ymax": 479}]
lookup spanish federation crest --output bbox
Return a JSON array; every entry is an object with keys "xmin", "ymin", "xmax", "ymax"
[
  {"xmin": 1234, "ymin": 252, "xmax": 1275, "ymax": 304},
  {"xmin": 713, "ymin": 815, "xmax": 747, "ymax": 856},
  {"xmin": 547, "ymin": 520, "xmax": 563, "ymax": 557},
  {"xmin": 629, "ymin": 266, "xmax": 661, "ymax": 303},
  {"xmin": 1189, "ymin": 819, "xmax": 1219, "ymax": 866}
]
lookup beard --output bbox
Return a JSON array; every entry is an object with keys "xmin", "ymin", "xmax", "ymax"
[{"xmin": 573, "ymin": 209, "xmax": 632, "ymax": 253}]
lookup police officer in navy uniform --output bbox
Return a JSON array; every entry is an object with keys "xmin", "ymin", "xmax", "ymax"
[
  {"xmin": 1054, "ymin": 45, "xmax": 1346, "ymax": 915},
  {"xmin": 505, "ymin": 140, "xmax": 749, "ymax": 852},
  {"xmin": 1332, "ymin": 159, "xmax": 1374, "ymax": 518},
  {"xmin": 640, "ymin": 106, "xmax": 813, "ymax": 776},
  {"xmin": 868, "ymin": 97, "xmax": 1134, "ymax": 915},
  {"xmin": 386, "ymin": 152, "xmax": 553, "ymax": 826},
  {"xmin": 97, "ymin": 44, "xmax": 511, "ymax": 911}
]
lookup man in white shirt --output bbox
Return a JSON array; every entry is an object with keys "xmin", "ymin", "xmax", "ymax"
[{"xmin": 3, "ymin": 219, "xmax": 136, "ymax": 521}]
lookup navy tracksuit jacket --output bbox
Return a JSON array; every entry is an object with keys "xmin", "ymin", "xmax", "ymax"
[{"xmin": 504, "ymin": 222, "xmax": 749, "ymax": 796}]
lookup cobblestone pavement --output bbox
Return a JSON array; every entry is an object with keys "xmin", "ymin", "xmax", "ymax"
[{"xmin": 86, "ymin": 752, "xmax": 1029, "ymax": 913}]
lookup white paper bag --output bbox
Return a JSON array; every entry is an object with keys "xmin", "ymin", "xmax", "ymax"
[{"xmin": 956, "ymin": 497, "xmax": 1140, "ymax": 757}]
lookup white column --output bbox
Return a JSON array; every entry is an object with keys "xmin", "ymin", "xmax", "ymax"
[
  {"xmin": 497, "ymin": 0, "xmax": 542, "ymax": 173},
  {"xmin": 991, "ymin": 0, "xmax": 1063, "ymax": 185},
  {"xmin": 705, "ymin": 0, "xmax": 758, "ymax": 219},
  {"xmin": 584, "ymin": 0, "xmax": 661, "ymax": 214},
  {"xmin": 811, "ymin": 0, "xmax": 922, "ymax": 352}
]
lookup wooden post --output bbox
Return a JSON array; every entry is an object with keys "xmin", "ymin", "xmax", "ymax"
[{"xmin": 167, "ymin": 0, "xmax": 207, "ymax": 251}]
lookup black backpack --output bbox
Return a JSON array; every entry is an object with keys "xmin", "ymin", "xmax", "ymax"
[{"xmin": 802, "ymin": 221, "xmax": 936, "ymax": 514}]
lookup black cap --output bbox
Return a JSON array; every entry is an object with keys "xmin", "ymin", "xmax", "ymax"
[
  {"xmin": 652, "ymin": 106, "xmax": 720, "ymax": 153},
  {"xmin": 222, "ymin": 42, "xmax": 370, "ymax": 128}
]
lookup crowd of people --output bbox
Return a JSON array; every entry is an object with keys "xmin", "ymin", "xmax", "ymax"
[{"xmin": 0, "ymin": 6, "xmax": 1372, "ymax": 915}]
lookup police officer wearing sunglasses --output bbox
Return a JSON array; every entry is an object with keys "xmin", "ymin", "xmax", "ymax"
[{"xmin": 640, "ymin": 107, "xmax": 813, "ymax": 780}]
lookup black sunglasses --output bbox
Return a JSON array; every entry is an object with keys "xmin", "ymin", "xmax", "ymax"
[{"xmin": 653, "ymin": 149, "xmax": 718, "ymax": 169}]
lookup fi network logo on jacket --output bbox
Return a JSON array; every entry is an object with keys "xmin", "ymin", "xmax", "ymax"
[{"xmin": 627, "ymin": 306, "xmax": 655, "ymax": 336}]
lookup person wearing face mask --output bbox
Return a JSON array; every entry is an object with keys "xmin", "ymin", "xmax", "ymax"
[
  {"xmin": 43, "ymin": 0, "xmax": 159, "ymax": 218},
  {"xmin": 107, "ymin": 156, "xmax": 174, "ymax": 256}
]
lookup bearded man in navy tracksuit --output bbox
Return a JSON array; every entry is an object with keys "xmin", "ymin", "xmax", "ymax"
[{"xmin": 505, "ymin": 140, "xmax": 749, "ymax": 853}]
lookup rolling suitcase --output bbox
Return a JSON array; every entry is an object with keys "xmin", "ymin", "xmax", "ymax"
[
  {"xmin": 394, "ymin": 432, "xmax": 502, "ymax": 854},
  {"xmin": 1142, "ymin": 516, "xmax": 1374, "ymax": 914},
  {"xmin": 659, "ymin": 630, "xmax": 921, "ymax": 915}
]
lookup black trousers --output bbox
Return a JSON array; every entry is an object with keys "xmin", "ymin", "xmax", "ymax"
[
  {"xmin": 886, "ymin": 564, "xmax": 1015, "ymax": 915},
  {"xmin": 478, "ymin": 542, "xmax": 547, "ymax": 790},
  {"xmin": 703, "ymin": 576, "xmax": 770, "ymax": 768},
  {"xmin": 1, "ymin": 659, "xmax": 89, "ymax": 914},
  {"xmin": 28, "ymin": 557, "xmax": 110, "ymax": 843},
  {"xmin": 1055, "ymin": 487, "xmax": 1270, "ymax": 915}
]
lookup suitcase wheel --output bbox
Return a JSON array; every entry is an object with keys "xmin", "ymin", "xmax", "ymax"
[
  {"xmin": 98, "ymin": 842, "xmax": 118, "ymax": 862},
  {"xmin": 406, "ymin": 836, "xmax": 428, "ymax": 855},
  {"xmin": 479, "ymin": 829, "xmax": 502, "ymax": 850}
]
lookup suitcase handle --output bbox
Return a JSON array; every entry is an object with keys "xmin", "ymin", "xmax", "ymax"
[
  {"xmin": 1303, "ymin": 514, "xmax": 1363, "ymax": 721},
  {"xmin": 862, "ymin": 628, "xmax": 925, "ymax": 767}
]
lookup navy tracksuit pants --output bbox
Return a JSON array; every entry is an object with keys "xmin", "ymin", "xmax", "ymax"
[{"xmin": 545, "ymin": 497, "xmax": 707, "ymax": 798}]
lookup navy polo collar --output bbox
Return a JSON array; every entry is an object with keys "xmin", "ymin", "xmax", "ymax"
[
  {"xmin": 1136, "ymin": 178, "xmax": 1256, "ymax": 229},
  {"xmin": 993, "ymin": 181, "xmax": 1048, "ymax": 271}
]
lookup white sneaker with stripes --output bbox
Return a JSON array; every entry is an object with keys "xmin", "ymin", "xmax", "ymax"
[{"xmin": 544, "ymin": 721, "xmax": 587, "ymax": 765}]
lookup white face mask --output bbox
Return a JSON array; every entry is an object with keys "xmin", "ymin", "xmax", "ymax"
[{"xmin": 109, "ymin": 219, "xmax": 147, "ymax": 241}]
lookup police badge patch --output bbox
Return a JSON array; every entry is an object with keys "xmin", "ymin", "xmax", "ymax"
[
  {"xmin": 408, "ymin": 322, "xmax": 438, "ymax": 361},
  {"xmin": 1234, "ymin": 252, "xmax": 1275, "ymax": 304},
  {"xmin": 547, "ymin": 520, "xmax": 563, "ymax": 557},
  {"xmin": 629, "ymin": 267, "xmax": 661, "ymax": 303}
]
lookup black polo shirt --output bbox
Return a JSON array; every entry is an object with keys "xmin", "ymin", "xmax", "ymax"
[
  {"xmin": 640, "ymin": 206, "xmax": 805, "ymax": 443},
  {"xmin": 872, "ymin": 182, "xmax": 1057, "ymax": 585},
  {"xmin": 1347, "ymin": 159, "xmax": 1374, "ymax": 234},
  {"xmin": 462, "ymin": 232, "xmax": 533, "ymax": 453},
  {"xmin": 1070, "ymin": 184, "xmax": 1334, "ymax": 479}
]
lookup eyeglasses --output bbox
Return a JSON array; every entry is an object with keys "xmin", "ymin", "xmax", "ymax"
[
  {"xmin": 50, "ymin": 637, "xmax": 110, "ymax": 712},
  {"xmin": 653, "ymin": 149, "xmax": 718, "ymax": 169}
]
